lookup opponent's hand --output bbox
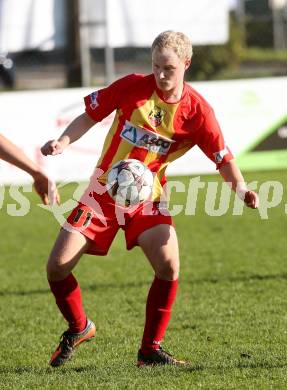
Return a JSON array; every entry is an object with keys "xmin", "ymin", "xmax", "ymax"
[
  {"xmin": 33, "ymin": 172, "xmax": 60, "ymax": 205},
  {"xmin": 41, "ymin": 140, "xmax": 65, "ymax": 156},
  {"xmin": 244, "ymin": 190, "xmax": 259, "ymax": 209}
]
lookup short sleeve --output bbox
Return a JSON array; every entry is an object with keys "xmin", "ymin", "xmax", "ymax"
[
  {"xmin": 84, "ymin": 74, "xmax": 140, "ymax": 122},
  {"xmin": 196, "ymin": 108, "xmax": 233, "ymax": 169}
]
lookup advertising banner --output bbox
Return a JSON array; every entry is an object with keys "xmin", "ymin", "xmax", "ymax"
[{"xmin": 0, "ymin": 77, "xmax": 286, "ymax": 185}]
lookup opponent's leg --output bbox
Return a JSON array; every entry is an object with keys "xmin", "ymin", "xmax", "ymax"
[
  {"xmin": 47, "ymin": 229, "xmax": 96, "ymax": 367},
  {"xmin": 137, "ymin": 224, "xmax": 186, "ymax": 366}
]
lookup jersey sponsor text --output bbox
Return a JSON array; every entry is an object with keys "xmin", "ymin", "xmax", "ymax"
[{"xmin": 121, "ymin": 121, "xmax": 174, "ymax": 155}]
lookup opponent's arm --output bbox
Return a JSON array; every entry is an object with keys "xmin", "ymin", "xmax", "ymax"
[
  {"xmin": 0, "ymin": 133, "xmax": 60, "ymax": 205},
  {"xmin": 41, "ymin": 112, "xmax": 95, "ymax": 156},
  {"xmin": 219, "ymin": 159, "xmax": 259, "ymax": 209},
  {"xmin": 0, "ymin": 133, "xmax": 40, "ymax": 175}
]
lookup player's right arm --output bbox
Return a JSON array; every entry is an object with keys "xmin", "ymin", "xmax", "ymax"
[
  {"xmin": 41, "ymin": 112, "xmax": 95, "ymax": 156},
  {"xmin": 41, "ymin": 74, "xmax": 141, "ymax": 157}
]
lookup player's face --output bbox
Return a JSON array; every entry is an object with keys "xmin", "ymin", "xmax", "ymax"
[{"xmin": 152, "ymin": 47, "xmax": 190, "ymax": 96}]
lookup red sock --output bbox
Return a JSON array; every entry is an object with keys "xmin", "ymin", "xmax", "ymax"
[
  {"xmin": 49, "ymin": 273, "xmax": 87, "ymax": 333},
  {"xmin": 141, "ymin": 276, "xmax": 178, "ymax": 354}
]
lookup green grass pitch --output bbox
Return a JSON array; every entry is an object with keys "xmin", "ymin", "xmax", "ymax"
[{"xmin": 0, "ymin": 170, "xmax": 287, "ymax": 389}]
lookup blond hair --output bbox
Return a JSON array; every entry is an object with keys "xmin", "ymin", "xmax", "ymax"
[{"xmin": 151, "ymin": 31, "xmax": 193, "ymax": 61}]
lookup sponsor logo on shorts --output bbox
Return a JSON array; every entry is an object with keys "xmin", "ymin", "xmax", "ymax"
[
  {"xmin": 120, "ymin": 121, "xmax": 174, "ymax": 155},
  {"xmin": 213, "ymin": 147, "xmax": 228, "ymax": 163},
  {"xmin": 148, "ymin": 105, "xmax": 166, "ymax": 127},
  {"xmin": 90, "ymin": 91, "xmax": 99, "ymax": 110}
]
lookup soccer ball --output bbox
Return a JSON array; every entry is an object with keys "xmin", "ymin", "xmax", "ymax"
[{"xmin": 107, "ymin": 159, "xmax": 154, "ymax": 206}]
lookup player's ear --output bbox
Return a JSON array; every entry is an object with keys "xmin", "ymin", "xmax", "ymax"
[{"xmin": 185, "ymin": 59, "xmax": 191, "ymax": 70}]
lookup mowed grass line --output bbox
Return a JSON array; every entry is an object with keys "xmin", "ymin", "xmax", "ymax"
[{"xmin": 0, "ymin": 170, "xmax": 287, "ymax": 389}]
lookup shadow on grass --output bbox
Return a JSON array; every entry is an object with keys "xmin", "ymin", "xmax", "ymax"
[
  {"xmin": 0, "ymin": 288, "xmax": 49, "ymax": 297},
  {"xmin": 0, "ymin": 365, "xmax": 98, "ymax": 375},
  {"xmin": 1, "ymin": 361, "xmax": 287, "ymax": 376},
  {"xmin": 184, "ymin": 361, "xmax": 287, "ymax": 372},
  {"xmin": 0, "ymin": 281, "xmax": 149, "ymax": 297},
  {"xmin": 187, "ymin": 273, "xmax": 287, "ymax": 285},
  {"xmin": 1, "ymin": 272, "xmax": 287, "ymax": 297},
  {"xmin": 162, "ymin": 360, "xmax": 287, "ymax": 373}
]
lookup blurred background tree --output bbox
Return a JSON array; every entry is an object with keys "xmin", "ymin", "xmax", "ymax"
[
  {"xmin": 187, "ymin": 0, "xmax": 287, "ymax": 81},
  {"xmin": 187, "ymin": 12, "xmax": 246, "ymax": 80}
]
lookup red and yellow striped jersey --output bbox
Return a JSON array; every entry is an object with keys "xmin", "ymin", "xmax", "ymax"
[{"xmin": 84, "ymin": 73, "xmax": 233, "ymax": 200}]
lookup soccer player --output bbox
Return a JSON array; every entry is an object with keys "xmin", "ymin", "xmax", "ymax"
[
  {"xmin": 0, "ymin": 133, "xmax": 59, "ymax": 205},
  {"xmin": 41, "ymin": 31, "xmax": 259, "ymax": 367}
]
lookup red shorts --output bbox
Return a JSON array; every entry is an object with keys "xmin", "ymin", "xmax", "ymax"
[{"xmin": 64, "ymin": 191, "xmax": 173, "ymax": 256}]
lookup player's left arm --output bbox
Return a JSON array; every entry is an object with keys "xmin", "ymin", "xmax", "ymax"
[
  {"xmin": 0, "ymin": 133, "xmax": 60, "ymax": 205},
  {"xmin": 195, "ymin": 107, "xmax": 258, "ymax": 209},
  {"xmin": 219, "ymin": 159, "xmax": 259, "ymax": 209}
]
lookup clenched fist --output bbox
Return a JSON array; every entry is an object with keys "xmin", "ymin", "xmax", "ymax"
[
  {"xmin": 244, "ymin": 190, "xmax": 259, "ymax": 209},
  {"xmin": 41, "ymin": 139, "xmax": 66, "ymax": 156}
]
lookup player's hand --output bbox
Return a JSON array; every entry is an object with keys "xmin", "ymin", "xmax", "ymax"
[
  {"xmin": 33, "ymin": 172, "xmax": 60, "ymax": 205},
  {"xmin": 244, "ymin": 190, "xmax": 259, "ymax": 209},
  {"xmin": 41, "ymin": 140, "xmax": 65, "ymax": 156}
]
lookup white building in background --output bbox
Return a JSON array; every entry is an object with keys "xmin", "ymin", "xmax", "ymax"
[{"xmin": 0, "ymin": 0, "xmax": 230, "ymax": 53}]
